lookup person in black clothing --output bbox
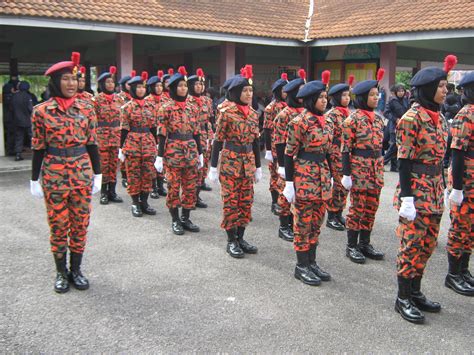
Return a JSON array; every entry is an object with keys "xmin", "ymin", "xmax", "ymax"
[
  {"xmin": 383, "ymin": 84, "xmax": 409, "ymax": 171},
  {"xmin": 442, "ymin": 87, "xmax": 462, "ymax": 168},
  {"xmin": 10, "ymin": 81, "xmax": 34, "ymax": 161}
]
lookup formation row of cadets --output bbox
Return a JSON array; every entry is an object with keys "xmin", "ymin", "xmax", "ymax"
[{"xmin": 29, "ymin": 53, "xmax": 473, "ymax": 326}]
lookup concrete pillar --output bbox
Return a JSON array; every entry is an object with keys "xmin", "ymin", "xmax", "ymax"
[
  {"xmin": 301, "ymin": 46, "xmax": 311, "ymax": 79},
  {"xmin": 9, "ymin": 58, "xmax": 18, "ymax": 77},
  {"xmin": 116, "ymin": 33, "xmax": 133, "ymax": 79},
  {"xmin": 220, "ymin": 42, "xmax": 236, "ymax": 85},
  {"xmin": 380, "ymin": 42, "xmax": 397, "ymax": 94}
]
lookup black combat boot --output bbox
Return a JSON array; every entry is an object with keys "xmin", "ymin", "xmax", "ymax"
[
  {"xmin": 53, "ymin": 253, "xmax": 70, "ymax": 294},
  {"xmin": 195, "ymin": 188, "xmax": 208, "ymax": 208},
  {"xmin": 121, "ymin": 170, "xmax": 128, "ymax": 188},
  {"xmin": 170, "ymin": 208, "xmax": 184, "ymax": 235},
  {"xmin": 181, "ymin": 208, "xmax": 200, "ymax": 232},
  {"xmin": 236, "ymin": 226, "xmax": 258, "ymax": 254},
  {"xmin": 395, "ymin": 276, "xmax": 425, "ymax": 324},
  {"xmin": 445, "ymin": 253, "xmax": 474, "ymax": 296},
  {"xmin": 140, "ymin": 192, "xmax": 156, "ymax": 215},
  {"xmin": 68, "ymin": 252, "xmax": 89, "ymax": 290},
  {"xmin": 460, "ymin": 253, "xmax": 474, "ymax": 286},
  {"xmin": 336, "ymin": 211, "xmax": 346, "ymax": 227},
  {"xmin": 278, "ymin": 215, "xmax": 294, "ymax": 242},
  {"xmin": 326, "ymin": 210, "xmax": 345, "ymax": 231},
  {"xmin": 226, "ymin": 229, "xmax": 244, "ymax": 258},
  {"xmin": 157, "ymin": 176, "xmax": 167, "ymax": 196},
  {"xmin": 150, "ymin": 178, "xmax": 160, "ymax": 199},
  {"xmin": 15, "ymin": 153, "xmax": 24, "ymax": 161},
  {"xmin": 308, "ymin": 244, "xmax": 331, "ymax": 281},
  {"xmin": 108, "ymin": 182, "xmax": 123, "ymax": 203},
  {"xmin": 294, "ymin": 251, "xmax": 321, "ymax": 286},
  {"xmin": 358, "ymin": 230, "xmax": 384, "ymax": 260},
  {"xmin": 200, "ymin": 181, "xmax": 212, "ymax": 191},
  {"xmin": 346, "ymin": 230, "xmax": 365, "ymax": 264},
  {"xmin": 411, "ymin": 276, "xmax": 441, "ymax": 312},
  {"xmin": 270, "ymin": 190, "xmax": 282, "ymax": 216},
  {"xmin": 100, "ymin": 183, "xmax": 109, "ymax": 205},
  {"xmin": 131, "ymin": 194, "xmax": 143, "ymax": 217}
]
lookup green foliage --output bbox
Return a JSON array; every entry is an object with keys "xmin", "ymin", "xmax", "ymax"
[
  {"xmin": 395, "ymin": 71, "xmax": 412, "ymax": 89},
  {"xmin": 1, "ymin": 75, "xmax": 49, "ymax": 98}
]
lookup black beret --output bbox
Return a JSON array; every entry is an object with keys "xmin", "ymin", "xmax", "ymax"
[
  {"xmin": 328, "ymin": 83, "xmax": 350, "ymax": 96},
  {"xmin": 296, "ymin": 80, "xmax": 326, "ymax": 99},
  {"xmin": 410, "ymin": 67, "xmax": 446, "ymax": 87},
  {"xmin": 459, "ymin": 71, "xmax": 474, "ymax": 88},
  {"xmin": 352, "ymin": 80, "xmax": 378, "ymax": 95},
  {"xmin": 283, "ymin": 78, "xmax": 305, "ymax": 93}
]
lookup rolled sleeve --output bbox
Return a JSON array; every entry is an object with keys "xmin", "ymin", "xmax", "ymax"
[{"xmin": 396, "ymin": 115, "xmax": 418, "ymax": 160}]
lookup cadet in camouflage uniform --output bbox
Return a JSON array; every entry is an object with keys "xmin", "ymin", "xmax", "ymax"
[
  {"xmin": 263, "ymin": 73, "xmax": 289, "ymax": 216},
  {"xmin": 30, "ymin": 52, "xmax": 102, "ymax": 293},
  {"xmin": 445, "ymin": 71, "xmax": 474, "ymax": 296},
  {"xmin": 200, "ymin": 80, "xmax": 215, "ymax": 192},
  {"xmin": 283, "ymin": 73, "xmax": 332, "ymax": 286},
  {"xmin": 209, "ymin": 65, "xmax": 261, "ymax": 258},
  {"xmin": 274, "ymin": 70, "xmax": 308, "ymax": 242},
  {"xmin": 394, "ymin": 55, "xmax": 457, "ymax": 323},
  {"xmin": 94, "ymin": 66, "xmax": 123, "ymax": 205},
  {"xmin": 341, "ymin": 70, "xmax": 386, "ymax": 265},
  {"xmin": 156, "ymin": 66, "xmax": 204, "ymax": 235},
  {"xmin": 118, "ymin": 70, "xmax": 135, "ymax": 188},
  {"xmin": 76, "ymin": 66, "xmax": 94, "ymax": 104},
  {"xmin": 119, "ymin": 71, "xmax": 158, "ymax": 217},
  {"xmin": 325, "ymin": 76, "xmax": 354, "ymax": 231}
]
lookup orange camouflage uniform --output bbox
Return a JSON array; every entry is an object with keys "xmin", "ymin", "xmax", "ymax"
[
  {"xmin": 394, "ymin": 103, "xmax": 448, "ymax": 278},
  {"xmin": 285, "ymin": 110, "xmax": 333, "ymax": 251},
  {"xmin": 31, "ymin": 97, "xmax": 97, "ymax": 256}
]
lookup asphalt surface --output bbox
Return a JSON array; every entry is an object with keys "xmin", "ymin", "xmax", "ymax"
[{"xmin": 1, "ymin": 165, "xmax": 473, "ymax": 352}]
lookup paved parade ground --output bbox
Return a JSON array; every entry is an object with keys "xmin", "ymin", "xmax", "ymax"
[{"xmin": 1, "ymin": 164, "xmax": 473, "ymax": 352}]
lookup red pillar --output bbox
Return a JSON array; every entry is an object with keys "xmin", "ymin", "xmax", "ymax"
[
  {"xmin": 380, "ymin": 42, "xmax": 397, "ymax": 94},
  {"xmin": 116, "ymin": 33, "xmax": 133, "ymax": 78},
  {"xmin": 220, "ymin": 42, "xmax": 236, "ymax": 85},
  {"xmin": 301, "ymin": 46, "xmax": 312, "ymax": 79}
]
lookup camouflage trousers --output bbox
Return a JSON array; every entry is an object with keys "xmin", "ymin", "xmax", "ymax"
[
  {"xmin": 198, "ymin": 145, "xmax": 211, "ymax": 186},
  {"xmin": 268, "ymin": 160, "xmax": 279, "ymax": 192},
  {"xmin": 447, "ymin": 196, "xmax": 474, "ymax": 258},
  {"xmin": 165, "ymin": 165, "xmax": 198, "ymax": 209},
  {"xmin": 219, "ymin": 172, "xmax": 254, "ymax": 230},
  {"xmin": 346, "ymin": 188, "xmax": 381, "ymax": 231},
  {"xmin": 292, "ymin": 199, "xmax": 326, "ymax": 251},
  {"xmin": 120, "ymin": 160, "xmax": 127, "ymax": 179},
  {"xmin": 277, "ymin": 175, "xmax": 292, "ymax": 217},
  {"xmin": 397, "ymin": 213, "xmax": 442, "ymax": 278},
  {"xmin": 44, "ymin": 187, "xmax": 92, "ymax": 256},
  {"xmin": 125, "ymin": 155, "xmax": 155, "ymax": 196},
  {"xmin": 326, "ymin": 153, "xmax": 348, "ymax": 213},
  {"xmin": 99, "ymin": 145, "xmax": 119, "ymax": 184}
]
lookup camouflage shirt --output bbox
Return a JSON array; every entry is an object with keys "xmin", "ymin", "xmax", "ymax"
[{"xmin": 94, "ymin": 92, "xmax": 123, "ymax": 147}]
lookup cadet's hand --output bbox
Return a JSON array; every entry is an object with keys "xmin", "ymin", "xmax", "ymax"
[
  {"xmin": 255, "ymin": 167, "xmax": 263, "ymax": 183},
  {"xmin": 341, "ymin": 175, "xmax": 352, "ymax": 190},
  {"xmin": 277, "ymin": 166, "xmax": 286, "ymax": 179},
  {"xmin": 198, "ymin": 154, "xmax": 204, "ymax": 168},
  {"xmin": 444, "ymin": 188, "xmax": 450, "ymax": 209},
  {"xmin": 399, "ymin": 196, "xmax": 416, "ymax": 221},
  {"xmin": 92, "ymin": 174, "xmax": 102, "ymax": 194},
  {"xmin": 154, "ymin": 156, "xmax": 163, "ymax": 173},
  {"xmin": 283, "ymin": 181, "xmax": 295, "ymax": 203},
  {"xmin": 118, "ymin": 149, "xmax": 125, "ymax": 162},
  {"xmin": 30, "ymin": 180, "xmax": 44, "ymax": 199},
  {"xmin": 331, "ymin": 177, "xmax": 334, "ymax": 189},
  {"xmin": 264, "ymin": 150, "xmax": 273, "ymax": 162},
  {"xmin": 449, "ymin": 189, "xmax": 464, "ymax": 206},
  {"xmin": 208, "ymin": 167, "xmax": 219, "ymax": 183}
]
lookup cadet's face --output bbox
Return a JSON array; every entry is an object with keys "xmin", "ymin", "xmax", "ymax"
[
  {"xmin": 240, "ymin": 86, "xmax": 253, "ymax": 105},
  {"xmin": 164, "ymin": 79, "xmax": 170, "ymax": 90},
  {"xmin": 125, "ymin": 83, "xmax": 131, "ymax": 91},
  {"xmin": 434, "ymin": 80, "xmax": 448, "ymax": 104},
  {"xmin": 177, "ymin": 81, "xmax": 188, "ymax": 96},
  {"xmin": 60, "ymin": 73, "xmax": 78, "ymax": 98},
  {"xmin": 297, "ymin": 84, "xmax": 304, "ymax": 103},
  {"xmin": 135, "ymin": 84, "xmax": 146, "ymax": 98},
  {"xmin": 340, "ymin": 91, "xmax": 351, "ymax": 107},
  {"xmin": 315, "ymin": 91, "xmax": 328, "ymax": 112},
  {"xmin": 78, "ymin": 78, "xmax": 86, "ymax": 90},
  {"xmin": 194, "ymin": 81, "xmax": 204, "ymax": 95},
  {"xmin": 281, "ymin": 90, "xmax": 288, "ymax": 100},
  {"xmin": 155, "ymin": 83, "xmax": 163, "ymax": 95},
  {"xmin": 367, "ymin": 87, "xmax": 379, "ymax": 109},
  {"xmin": 105, "ymin": 78, "xmax": 115, "ymax": 92}
]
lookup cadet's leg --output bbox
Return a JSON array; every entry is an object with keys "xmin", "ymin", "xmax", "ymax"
[{"xmin": 181, "ymin": 165, "xmax": 200, "ymax": 232}]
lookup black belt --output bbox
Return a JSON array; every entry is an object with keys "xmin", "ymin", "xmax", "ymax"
[
  {"xmin": 224, "ymin": 141, "xmax": 253, "ymax": 153},
  {"xmin": 467, "ymin": 150, "xmax": 474, "ymax": 158},
  {"xmin": 332, "ymin": 138, "xmax": 341, "ymax": 147},
  {"xmin": 130, "ymin": 127, "xmax": 150, "ymax": 133},
  {"xmin": 98, "ymin": 121, "xmax": 120, "ymax": 128},
  {"xmin": 297, "ymin": 150, "xmax": 326, "ymax": 163},
  {"xmin": 168, "ymin": 132, "xmax": 193, "ymax": 141},
  {"xmin": 47, "ymin": 146, "xmax": 87, "ymax": 157},
  {"xmin": 412, "ymin": 163, "xmax": 442, "ymax": 176},
  {"xmin": 352, "ymin": 148, "xmax": 382, "ymax": 158}
]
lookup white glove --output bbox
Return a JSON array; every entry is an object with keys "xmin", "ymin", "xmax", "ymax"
[
  {"xmin": 264, "ymin": 150, "xmax": 273, "ymax": 161},
  {"xmin": 277, "ymin": 166, "xmax": 286, "ymax": 179},
  {"xmin": 444, "ymin": 188, "xmax": 450, "ymax": 210},
  {"xmin": 92, "ymin": 174, "xmax": 102, "ymax": 194},
  {"xmin": 255, "ymin": 167, "xmax": 263, "ymax": 183},
  {"xmin": 341, "ymin": 175, "xmax": 352, "ymax": 190},
  {"xmin": 30, "ymin": 180, "xmax": 44, "ymax": 199},
  {"xmin": 399, "ymin": 196, "xmax": 416, "ymax": 221},
  {"xmin": 154, "ymin": 156, "xmax": 163, "ymax": 173},
  {"xmin": 331, "ymin": 177, "xmax": 334, "ymax": 189},
  {"xmin": 198, "ymin": 154, "xmax": 204, "ymax": 168},
  {"xmin": 118, "ymin": 148, "xmax": 125, "ymax": 162},
  {"xmin": 449, "ymin": 189, "xmax": 464, "ymax": 206},
  {"xmin": 208, "ymin": 167, "xmax": 219, "ymax": 183},
  {"xmin": 283, "ymin": 181, "xmax": 296, "ymax": 203}
]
